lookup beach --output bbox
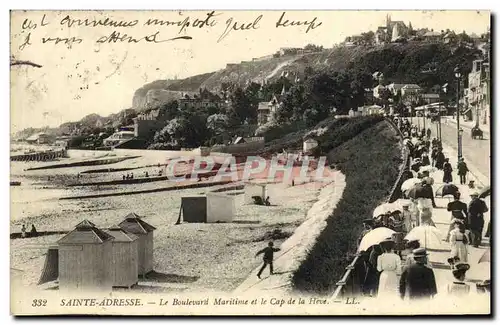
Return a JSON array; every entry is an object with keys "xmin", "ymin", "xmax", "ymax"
[{"xmin": 10, "ymin": 147, "xmax": 337, "ymax": 293}]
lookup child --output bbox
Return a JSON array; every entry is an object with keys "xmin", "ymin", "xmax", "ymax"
[
  {"xmin": 255, "ymin": 241, "xmax": 281, "ymax": 279},
  {"xmin": 447, "ymin": 263, "xmax": 470, "ymax": 296}
]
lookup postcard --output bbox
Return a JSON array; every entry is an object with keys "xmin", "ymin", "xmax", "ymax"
[{"xmin": 10, "ymin": 10, "xmax": 491, "ymax": 316}]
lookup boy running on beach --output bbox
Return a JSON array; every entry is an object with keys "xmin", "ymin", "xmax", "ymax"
[{"xmin": 255, "ymin": 241, "xmax": 281, "ymax": 279}]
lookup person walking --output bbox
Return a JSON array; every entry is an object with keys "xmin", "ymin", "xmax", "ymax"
[
  {"xmin": 443, "ymin": 158, "xmax": 453, "ymax": 183},
  {"xmin": 401, "ymin": 203, "xmax": 413, "ymax": 232},
  {"xmin": 447, "ymin": 263, "xmax": 471, "ymax": 297},
  {"xmin": 364, "ymin": 245, "xmax": 383, "ymax": 297},
  {"xmin": 376, "ymin": 240, "xmax": 401, "ymax": 299},
  {"xmin": 435, "ymin": 148, "xmax": 445, "ymax": 170},
  {"xmin": 21, "ymin": 224, "xmax": 27, "ymax": 238},
  {"xmin": 468, "ymin": 192, "xmax": 488, "ymax": 247},
  {"xmin": 426, "ymin": 128, "xmax": 431, "ymax": 139},
  {"xmin": 450, "ymin": 221, "xmax": 469, "ymax": 263},
  {"xmin": 255, "ymin": 241, "xmax": 280, "ymax": 279},
  {"xmin": 399, "ymin": 248, "xmax": 437, "ymax": 300},
  {"xmin": 445, "ymin": 192, "xmax": 468, "ymax": 241},
  {"xmin": 457, "ymin": 158, "xmax": 469, "ymax": 185}
]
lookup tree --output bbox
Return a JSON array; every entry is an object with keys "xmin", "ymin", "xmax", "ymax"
[
  {"xmin": 207, "ymin": 113, "xmax": 229, "ymax": 136},
  {"xmin": 304, "ymin": 44, "xmax": 324, "ymax": 52}
]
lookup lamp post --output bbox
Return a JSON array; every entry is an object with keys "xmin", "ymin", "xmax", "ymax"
[
  {"xmin": 454, "ymin": 66, "xmax": 462, "ymax": 160},
  {"xmin": 458, "ymin": 128, "xmax": 464, "ymax": 159}
]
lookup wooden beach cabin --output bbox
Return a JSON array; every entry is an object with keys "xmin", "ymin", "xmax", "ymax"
[
  {"xmin": 118, "ymin": 213, "xmax": 156, "ymax": 276},
  {"xmin": 105, "ymin": 225, "xmax": 139, "ymax": 288},
  {"xmin": 57, "ymin": 220, "xmax": 114, "ymax": 292},
  {"xmin": 180, "ymin": 193, "xmax": 234, "ymax": 223}
]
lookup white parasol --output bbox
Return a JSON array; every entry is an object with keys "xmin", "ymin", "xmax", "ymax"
[
  {"xmin": 401, "ymin": 178, "xmax": 421, "ymax": 192},
  {"xmin": 358, "ymin": 227, "xmax": 396, "ymax": 252},
  {"xmin": 405, "ymin": 225, "xmax": 443, "ymax": 249}
]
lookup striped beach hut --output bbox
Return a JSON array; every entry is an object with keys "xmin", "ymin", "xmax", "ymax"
[
  {"xmin": 118, "ymin": 213, "xmax": 156, "ymax": 276},
  {"xmin": 105, "ymin": 225, "xmax": 139, "ymax": 288},
  {"xmin": 57, "ymin": 220, "xmax": 114, "ymax": 292}
]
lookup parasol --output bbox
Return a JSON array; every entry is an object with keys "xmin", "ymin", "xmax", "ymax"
[
  {"xmin": 405, "ymin": 225, "xmax": 442, "ymax": 249},
  {"xmin": 478, "ymin": 186, "xmax": 491, "ymax": 199},
  {"xmin": 478, "ymin": 248, "xmax": 490, "ymax": 264},
  {"xmin": 435, "ymin": 184, "xmax": 459, "ymax": 197},
  {"xmin": 401, "ymin": 178, "xmax": 421, "ymax": 192},
  {"xmin": 373, "ymin": 203, "xmax": 401, "ymax": 218},
  {"xmin": 358, "ymin": 227, "xmax": 396, "ymax": 252}
]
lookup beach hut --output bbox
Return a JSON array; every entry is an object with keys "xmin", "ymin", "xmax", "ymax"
[
  {"xmin": 206, "ymin": 192, "xmax": 234, "ymax": 223},
  {"xmin": 105, "ymin": 225, "xmax": 139, "ymax": 288},
  {"xmin": 118, "ymin": 213, "xmax": 156, "ymax": 276},
  {"xmin": 181, "ymin": 196, "xmax": 207, "ymax": 223},
  {"xmin": 57, "ymin": 220, "xmax": 114, "ymax": 292},
  {"xmin": 180, "ymin": 194, "xmax": 234, "ymax": 223},
  {"xmin": 244, "ymin": 182, "xmax": 268, "ymax": 204}
]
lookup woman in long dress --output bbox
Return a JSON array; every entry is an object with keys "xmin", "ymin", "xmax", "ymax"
[
  {"xmin": 450, "ymin": 221, "xmax": 469, "ymax": 263},
  {"xmin": 377, "ymin": 240, "xmax": 402, "ymax": 299}
]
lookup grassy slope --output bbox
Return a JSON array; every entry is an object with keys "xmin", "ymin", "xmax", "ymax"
[{"xmin": 291, "ymin": 118, "xmax": 402, "ymax": 294}]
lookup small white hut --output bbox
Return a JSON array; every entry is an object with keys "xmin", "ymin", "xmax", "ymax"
[
  {"xmin": 105, "ymin": 225, "xmax": 139, "ymax": 288},
  {"xmin": 118, "ymin": 213, "xmax": 156, "ymax": 276},
  {"xmin": 57, "ymin": 220, "xmax": 114, "ymax": 292}
]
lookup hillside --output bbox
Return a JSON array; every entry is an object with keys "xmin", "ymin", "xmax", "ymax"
[{"xmin": 131, "ymin": 42, "xmax": 483, "ymax": 111}]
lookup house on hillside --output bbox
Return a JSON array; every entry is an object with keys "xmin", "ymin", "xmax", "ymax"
[
  {"xmin": 421, "ymin": 93, "xmax": 441, "ymax": 104},
  {"xmin": 387, "ymin": 83, "xmax": 405, "ymax": 96},
  {"xmin": 422, "ymin": 31, "xmax": 442, "ymax": 43},
  {"xmin": 401, "ymin": 84, "xmax": 422, "ymax": 97},
  {"xmin": 257, "ymin": 94, "xmax": 282, "ymax": 126}
]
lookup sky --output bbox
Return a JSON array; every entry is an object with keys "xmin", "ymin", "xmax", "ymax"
[{"xmin": 10, "ymin": 10, "xmax": 490, "ymax": 132}]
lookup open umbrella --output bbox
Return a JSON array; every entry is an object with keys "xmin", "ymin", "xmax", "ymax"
[
  {"xmin": 478, "ymin": 248, "xmax": 490, "ymax": 264},
  {"xmin": 401, "ymin": 178, "xmax": 421, "ymax": 192},
  {"xmin": 435, "ymin": 184, "xmax": 459, "ymax": 197},
  {"xmin": 478, "ymin": 186, "xmax": 491, "ymax": 199},
  {"xmin": 358, "ymin": 227, "xmax": 396, "ymax": 252},
  {"xmin": 405, "ymin": 225, "xmax": 442, "ymax": 249},
  {"xmin": 373, "ymin": 203, "xmax": 401, "ymax": 218}
]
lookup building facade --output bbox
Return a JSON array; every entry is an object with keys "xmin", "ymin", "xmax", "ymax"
[{"xmin": 466, "ymin": 59, "xmax": 490, "ymax": 126}]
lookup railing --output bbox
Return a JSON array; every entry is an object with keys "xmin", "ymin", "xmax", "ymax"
[{"xmin": 331, "ymin": 117, "xmax": 410, "ymax": 300}]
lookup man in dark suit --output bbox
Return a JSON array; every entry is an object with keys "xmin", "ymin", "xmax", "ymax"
[
  {"xmin": 468, "ymin": 191, "xmax": 489, "ymax": 247},
  {"xmin": 399, "ymin": 248, "xmax": 437, "ymax": 300}
]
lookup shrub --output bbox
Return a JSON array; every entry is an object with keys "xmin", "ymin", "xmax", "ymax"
[{"xmin": 291, "ymin": 119, "xmax": 402, "ymax": 294}]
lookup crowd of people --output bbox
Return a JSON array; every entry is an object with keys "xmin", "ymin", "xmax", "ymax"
[{"xmin": 354, "ymin": 117, "xmax": 491, "ymax": 301}]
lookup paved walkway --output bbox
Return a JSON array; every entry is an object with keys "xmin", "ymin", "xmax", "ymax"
[{"xmin": 422, "ymin": 143, "xmax": 490, "ymax": 298}]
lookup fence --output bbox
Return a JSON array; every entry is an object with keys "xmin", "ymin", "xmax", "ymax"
[
  {"xmin": 10, "ymin": 149, "xmax": 67, "ymax": 162},
  {"xmin": 331, "ymin": 117, "xmax": 410, "ymax": 300}
]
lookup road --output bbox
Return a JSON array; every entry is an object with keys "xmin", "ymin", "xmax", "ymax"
[{"xmin": 412, "ymin": 116, "xmax": 490, "ymax": 179}]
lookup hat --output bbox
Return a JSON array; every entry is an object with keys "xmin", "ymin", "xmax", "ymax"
[
  {"xmin": 412, "ymin": 247, "xmax": 428, "ymax": 257},
  {"xmin": 362, "ymin": 218, "xmax": 374, "ymax": 225},
  {"xmin": 402, "ymin": 202, "xmax": 410, "ymax": 207},
  {"xmin": 470, "ymin": 191, "xmax": 479, "ymax": 197},
  {"xmin": 454, "ymin": 263, "xmax": 470, "ymax": 271}
]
